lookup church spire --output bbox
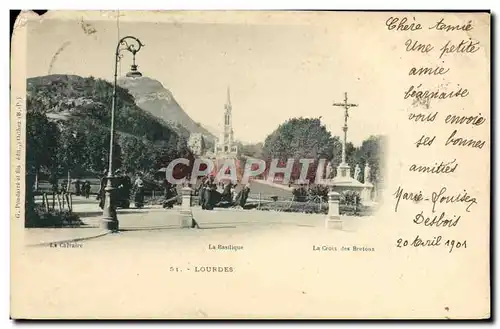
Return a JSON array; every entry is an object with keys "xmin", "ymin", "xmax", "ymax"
[
  {"xmin": 215, "ymin": 85, "xmax": 238, "ymax": 157},
  {"xmin": 225, "ymin": 86, "xmax": 231, "ymax": 110}
]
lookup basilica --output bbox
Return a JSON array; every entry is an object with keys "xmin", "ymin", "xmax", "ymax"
[
  {"xmin": 213, "ymin": 87, "xmax": 238, "ymax": 158},
  {"xmin": 201, "ymin": 87, "xmax": 238, "ymax": 160}
]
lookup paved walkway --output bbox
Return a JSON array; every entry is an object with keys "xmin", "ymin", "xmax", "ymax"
[{"xmin": 25, "ymin": 195, "xmax": 373, "ymax": 245}]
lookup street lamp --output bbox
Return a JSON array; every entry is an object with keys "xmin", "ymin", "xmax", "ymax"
[{"xmin": 101, "ymin": 36, "xmax": 145, "ymax": 231}]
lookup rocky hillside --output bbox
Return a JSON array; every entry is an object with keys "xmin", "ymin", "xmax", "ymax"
[
  {"xmin": 27, "ymin": 75, "xmax": 184, "ymax": 140},
  {"xmin": 26, "ymin": 74, "xmax": 193, "ymax": 176},
  {"xmin": 118, "ymin": 76, "xmax": 216, "ymax": 143}
]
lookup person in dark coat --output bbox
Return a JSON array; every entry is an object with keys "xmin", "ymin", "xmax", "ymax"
[
  {"xmin": 234, "ymin": 184, "xmax": 250, "ymax": 208},
  {"xmin": 199, "ymin": 177, "xmax": 208, "ymax": 208},
  {"xmin": 203, "ymin": 183, "xmax": 218, "ymax": 210},
  {"xmin": 83, "ymin": 181, "xmax": 91, "ymax": 199},
  {"xmin": 221, "ymin": 182, "xmax": 233, "ymax": 203},
  {"xmin": 60, "ymin": 181, "xmax": 67, "ymax": 195},
  {"xmin": 162, "ymin": 179, "xmax": 177, "ymax": 208},
  {"xmin": 74, "ymin": 179, "xmax": 81, "ymax": 196},
  {"xmin": 202, "ymin": 182, "xmax": 211, "ymax": 210}
]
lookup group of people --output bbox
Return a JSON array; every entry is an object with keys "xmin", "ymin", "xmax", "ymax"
[
  {"xmin": 72, "ymin": 179, "xmax": 92, "ymax": 198},
  {"xmin": 161, "ymin": 179, "xmax": 178, "ymax": 209},
  {"xmin": 90, "ymin": 171, "xmax": 254, "ymax": 211},
  {"xmin": 197, "ymin": 176, "xmax": 252, "ymax": 210},
  {"xmin": 97, "ymin": 170, "xmax": 146, "ymax": 209},
  {"xmin": 49, "ymin": 177, "xmax": 91, "ymax": 198}
]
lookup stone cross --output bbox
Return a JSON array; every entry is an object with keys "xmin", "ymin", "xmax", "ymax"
[{"xmin": 332, "ymin": 92, "xmax": 358, "ymax": 165}]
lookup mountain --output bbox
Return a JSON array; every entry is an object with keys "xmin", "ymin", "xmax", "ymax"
[
  {"xmin": 26, "ymin": 74, "xmax": 193, "ymax": 176},
  {"xmin": 204, "ymin": 125, "xmax": 222, "ymax": 138},
  {"xmin": 26, "ymin": 74, "xmax": 182, "ymax": 143},
  {"xmin": 118, "ymin": 76, "xmax": 217, "ymax": 143}
]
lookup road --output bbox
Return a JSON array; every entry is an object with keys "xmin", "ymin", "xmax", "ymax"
[{"xmin": 19, "ymin": 199, "xmax": 385, "ymax": 319}]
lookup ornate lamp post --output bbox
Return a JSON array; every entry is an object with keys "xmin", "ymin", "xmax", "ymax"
[{"xmin": 101, "ymin": 36, "xmax": 144, "ymax": 231}]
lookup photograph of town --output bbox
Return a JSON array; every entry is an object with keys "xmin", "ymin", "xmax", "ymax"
[
  {"xmin": 23, "ymin": 12, "xmax": 387, "ymax": 238},
  {"xmin": 11, "ymin": 10, "xmax": 492, "ymax": 320}
]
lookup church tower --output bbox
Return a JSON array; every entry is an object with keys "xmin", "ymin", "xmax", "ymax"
[
  {"xmin": 215, "ymin": 86, "xmax": 238, "ymax": 157},
  {"xmin": 223, "ymin": 86, "xmax": 234, "ymax": 151}
]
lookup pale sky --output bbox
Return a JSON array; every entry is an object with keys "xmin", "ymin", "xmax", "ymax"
[{"xmin": 26, "ymin": 11, "xmax": 392, "ymax": 145}]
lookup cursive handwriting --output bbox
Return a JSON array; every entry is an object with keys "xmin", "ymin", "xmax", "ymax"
[
  {"xmin": 413, "ymin": 211, "xmax": 461, "ymax": 228},
  {"xmin": 397, "ymin": 235, "xmax": 442, "ymax": 248},
  {"xmin": 415, "ymin": 134, "xmax": 436, "ymax": 148},
  {"xmin": 439, "ymin": 39, "xmax": 481, "ymax": 59},
  {"xmin": 393, "ymin": 186, "xmax": 423, "ymax": 212},
  {"xmin": 405, "ymin": 39, "xmax": 434, "ymax": 53},
  {"xmin": 409, "ymin": 159, "xmax": 458, "ymax": 174},
  {"xmin": 429, "ymin": 18, "xmax": 474, "ymax": 32},
  {"xmin": 396, "ymin": 236, "xmax": 467, "ymax": 253},
  {"xmin": 444, "ymin": 112, "xmax": 486, "ymax": 126},
  {"xmin": 404, "ymin": 84, "xmax": 469, "ymax": 101},
  {"xmin": 431, "ymin": 187, "xmax": 477, "ymax": 212},
  {"xmin": 408, "ymin": 66, "xmax": 450, "ymax": 76},
  {"xmin": 445, "ymin": 129, "xmax": 486, "ymax": 149},
  {"xmin": 408, "ymin": 111, "xmax": 438, "ymax": 123},
  {"xmin": 386, "ymin": 17, "xmax": 422, "ymax": 31}
]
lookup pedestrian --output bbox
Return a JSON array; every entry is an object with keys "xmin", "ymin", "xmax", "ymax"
[
  {"xmin": 133, "ymin": 173, "xmax": 145, "ymax": 209},
  {"xmin": 221, "ymin": 181, "xmax": 233, "ymax": 203},
  {"xmin": 84, "ymin": 180, "xmax": 91, "ymax": 199},
  {"xmin": 74, "ymin": 179, "xmax": 81, "ymax": 196},
  {"xmin": 231, "ymin": 184, "xmax": 237, "ymax": 203},
  {"xmin": 239, "ymin": 184, "xmax": 251, "ymax": 208},
  {"xmin": 199, "ymin": 177, "xmax": 207, "ymax": 208},
  {"xmin": 203, "ymin": 183, "xmax": 214, "ymax": 210},
  {"xmin": 162, "ymin": 179, "xmax": 177, "ymax": 209}
]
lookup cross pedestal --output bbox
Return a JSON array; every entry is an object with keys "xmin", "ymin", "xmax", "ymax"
[
  {"xmin": 325, "ymin": 191, "xmax": 343, "ymax": 230},
  {"xmin": 336, "ymin": 162, "xmax": 351, "ymax": 179}
]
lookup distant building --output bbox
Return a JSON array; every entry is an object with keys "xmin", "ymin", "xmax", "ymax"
[
  {"xmin": 214, "ymin": 86, "xmax": 238, "ymax": 158},
  {"xmin": 187, "ymin": 133, "xmax": 205, "ymax": 156}
]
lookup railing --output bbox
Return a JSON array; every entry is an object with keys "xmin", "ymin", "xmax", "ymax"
[{"xmin": 38, "ymin": 192, "xmax": 73, "ymax": 213}]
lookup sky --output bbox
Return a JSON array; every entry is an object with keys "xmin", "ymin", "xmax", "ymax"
[{"xmin": 26, "ymin": 11, "xmax": 392, "ymax": 146}]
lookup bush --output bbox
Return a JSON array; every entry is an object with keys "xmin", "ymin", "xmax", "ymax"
[
  {"xmin": 292, "ymin": 186, "xmax": 308, "ymax": 202},
  {"xmin": 25, "ymin": 205, "xmax": 84, "ymax": 228},
  {"xmin": 340, "ymin": 190, "xmax": 361, "ymax": 206},
  {"xmin": 308, "ymin": 185, "xmax": 329, "ymax": 202},
  {"xmin": 292, "ymin": 185, "xmax": 329, "ymax": 202}
]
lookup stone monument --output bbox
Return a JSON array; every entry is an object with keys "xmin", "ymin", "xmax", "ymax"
[
  {"xmin": 361, "ymin": 163, "xmax": 374, "ymax": 203},
  {"xmin": 326, "ymin": 92, "xmax": 374, "ymax": 207},
  {"xmin": 354, "ymin": 164, "xmax": 361, "ymax": 182},
  {"xmin": 179, "ymin": 186, "xmax": 193, "ymax": 228},
  {"xmin": 325, "ymin": 190, "xmax": 342, "ymax": 229}
]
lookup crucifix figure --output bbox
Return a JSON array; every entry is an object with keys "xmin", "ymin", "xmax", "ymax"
[{"xmin": 332, "ymin": 92, "xmax": 358, "ymax": 165}]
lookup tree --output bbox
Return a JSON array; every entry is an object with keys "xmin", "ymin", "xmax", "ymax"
[
  {"xmin": 353, "ymin": 135, "xmax": 387, "ymax": 185},
  {"xmin": 262, "ymin": 117, "xmax": 335, "ymax": 181},
  {"xmin": 263, "ymin": 118, "xmax": 335, "ymax": 160},
  {"xmin": 119, "ymin": 135, "xmax": 152, "ymax": 174},
  {"xmin": 239, "ymin": 142, "xmax": 264, "ymax": 158},
  {"xmin": 25, "ymin": 110, "xmax": 60, "ymax": 225},
  {"xmin": 83, "ymin": 127, "xmax": 109, "ymax": 174},
  {"xmin": 26, "ymin": 74, "xmax": 212, "ymax": 181},
  {"xmin": 56, "ymin": 128, "xmax": 86, "ymax": 189},
  {"xmin": 25, "ymin": 109, "xmax": 60, "ymax": 186}
]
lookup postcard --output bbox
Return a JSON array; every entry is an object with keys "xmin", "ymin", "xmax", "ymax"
[{"xmin": 10, "ymin": 10, "xmax": 491, "ymax": 319}]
